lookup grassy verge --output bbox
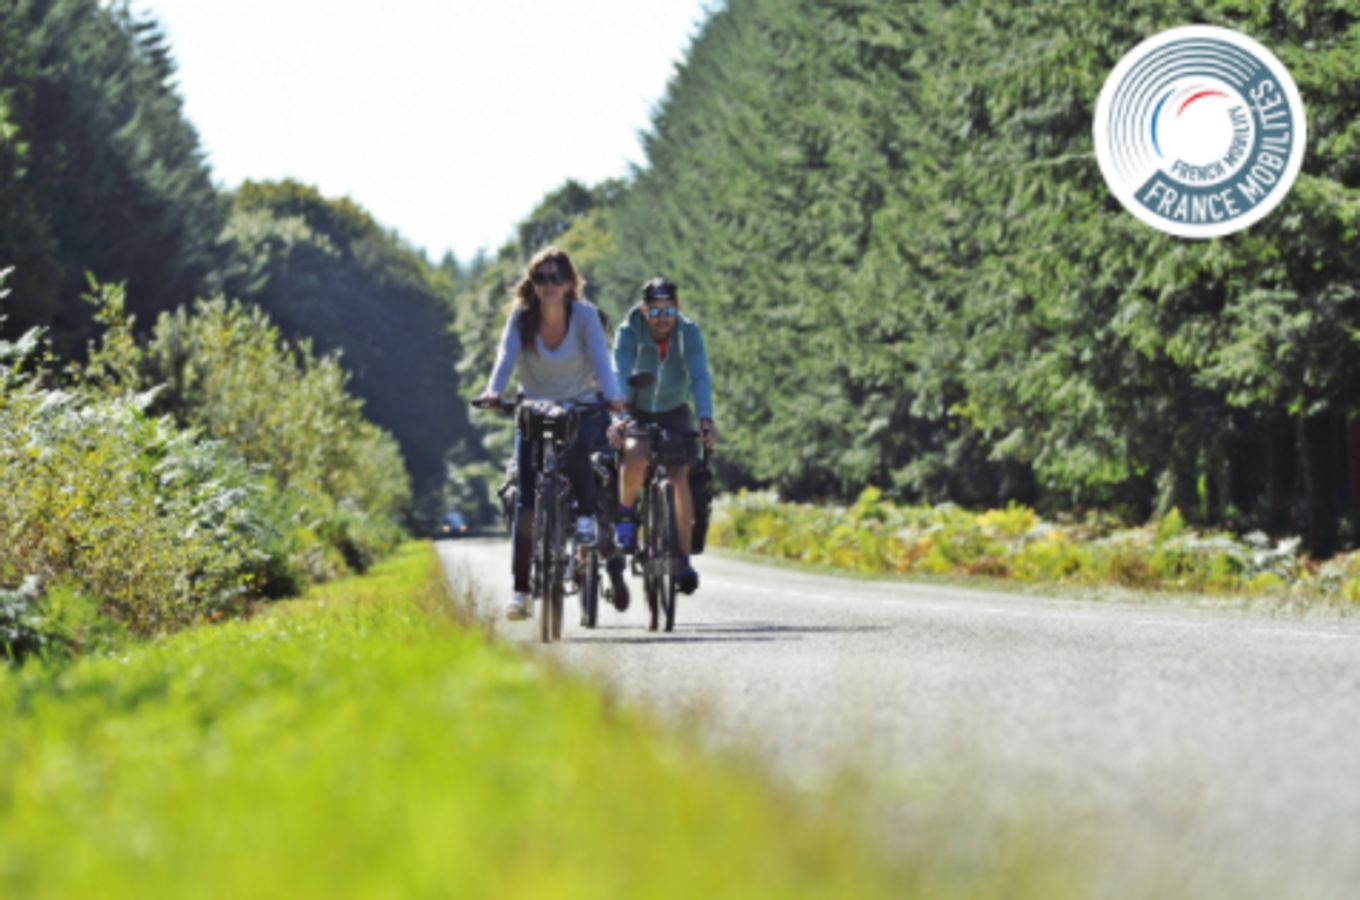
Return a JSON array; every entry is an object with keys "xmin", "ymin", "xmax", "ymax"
[
  {"xmin": 0, "ymin": 541, "xmax": 1097, "ymax": 899},
  {"xmin": 711, "ymin": 489, "xmax": 1360, "ymax": 609}
]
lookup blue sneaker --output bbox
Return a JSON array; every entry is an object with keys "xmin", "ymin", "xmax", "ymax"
[
  {"xmin": 614, "ymin": 519, "xmax": 637, "ymax": 554},
  {"xmin": 677, "ymin": 564, "xmax": 699, "ymax": 595}
]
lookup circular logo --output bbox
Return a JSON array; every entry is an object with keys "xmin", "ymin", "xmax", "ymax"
[{"xmin": 1093, "ymin": 25, "xmax": 1306, "ymax": 238}]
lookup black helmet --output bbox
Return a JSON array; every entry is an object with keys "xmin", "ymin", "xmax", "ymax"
[{"xmin": 641, "ymin": 277, "xmax": 678, "ymax": 301}]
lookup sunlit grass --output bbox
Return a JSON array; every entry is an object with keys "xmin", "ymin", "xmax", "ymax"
[{"xmin": 0, "ymin": 541, "xmax": 1100, "ymax": 898}]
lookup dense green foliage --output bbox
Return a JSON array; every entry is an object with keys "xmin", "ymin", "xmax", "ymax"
[
  {"xmin": 713, "ymin": 489, "xmax": 1360, "ymax": 603},
  {"xmin": 0, "ymin": 273, "xmax": 407, "ymax": 653},
  {"xmin": 142, "ymin": 295, "xmax": 411, "ymax": 568},
  {"xmin": 216, "ymin": 180, "xmax": 476, "ymax": 522},
  {"xmin": 0, "ymin": 0, "xmax": 224, "ymax": 355},
  {"xmin": 0, "ymin": 3, "xmax": 477, "ymax": 523},
  {"xmin": 0, "ymin": 543, "xmax": 1087, "ymax": 900},
  {"xmin": 475, "ymin": 0, "xmax": 1359, "ymax": 555}
]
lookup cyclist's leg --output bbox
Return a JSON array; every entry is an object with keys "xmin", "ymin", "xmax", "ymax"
[
  {"xmin": 564, "ymin": 410, "xmax": 607, "ymax": 545},
  {"xmin": 564, "ymin": 410, "xmax": 603, "ymax": 512},
  {"xmin": 670, "ymin": 463, "xmax": 693, "ymax": 557},
  {"xmin": 614, "ymin": 435, "xmax": 648, "ymax": 551},
  {"xmin": 660, "ymin": 404, "xmax": 700, "ymax": 593},
  {"xmin": 619, "ymin": 435, "xmax": 649, "ymax": 508}
]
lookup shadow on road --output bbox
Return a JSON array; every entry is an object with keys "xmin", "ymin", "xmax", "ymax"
[
  {"xmin": 686, "ymin": 621, "xmax": 885, "ymax": 636},
  {"xmin": 567, "ymin": 620, "xmax": 886, "ymax": 645},
  {"xmin": 569, "ymin": 634, "xmax": 785, "ymax": 645}
]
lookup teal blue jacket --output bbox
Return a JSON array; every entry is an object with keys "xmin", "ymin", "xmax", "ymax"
[{"xmin": 612, "ymin": 305, "xmax": 714, "ymax": 420}]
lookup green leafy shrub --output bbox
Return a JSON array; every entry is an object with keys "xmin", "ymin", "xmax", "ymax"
[
  {"xmin": 1, "ymin": 376, "xmax": 272, "ymax": 634},
  {"xmin": 145, "ymin": 297, "xmax": 410, "ymax": 566},
  {"xmin": 0, "ymin": 578, "xmax": 48, "ymax": 662},
  {"xmin": 0, "ymin": 274, "xmax": 411, "ymax": 648},
  {"xmin": 712, "ymin": 493, "xmax": 1360, "ymax": 605},
  {"xmin": 1, "ymin": 580, "xmax": 128, "ymax": 665}
]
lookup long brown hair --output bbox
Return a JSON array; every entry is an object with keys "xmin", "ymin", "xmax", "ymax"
[{"xmin": 506, "ymin": 246, "xmax": 586, "ymax": 353}]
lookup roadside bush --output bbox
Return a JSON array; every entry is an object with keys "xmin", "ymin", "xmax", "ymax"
[
  {"xmin": 0, "ymin": 375, "xmax": 278, "ymax": 634},
  {"xmin": 145, "ymin": 297, "xmax": 409, "ymax": 564},
  {"xmin": 0, "ymin": 580, "xmax": 128, "ymax": 664},
  {"xmin": 0, "ymin": 274, "xmax": 411, "ymax": 652},
  {"xmin": 0, "ymin": 578, "xmax": 47, "ymax": 662},
  {"xmin": 712, "ymin": 491, "xmax": 1360, "ymax": 604}
]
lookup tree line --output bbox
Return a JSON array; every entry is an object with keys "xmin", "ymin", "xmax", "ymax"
[
  {"xmin": 7, "ymin": 0, "xmax": 1355, "ymax": 559},
  {"xmin": 452, "ymin": 0, "xmax": 1360, "ymax": 556},
  {"xmin": 0, "ymin": 0, "xmax": 481, "ymax": 650},
  {"xmin": 0, "ymin": 0, "xmax": 474, "ymax": 524}
]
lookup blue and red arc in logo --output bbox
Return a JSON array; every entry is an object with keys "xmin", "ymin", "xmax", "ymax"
[{"xmin": 1150, "ymin": 87, "xmax": 1229, "ymax": 156}]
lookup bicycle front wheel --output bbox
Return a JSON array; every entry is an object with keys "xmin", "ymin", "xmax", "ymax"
[
  {"xmin": 536, "ymin": 488, "xmax": 554, "ymax": 644},
  {"xmin": 550, "ymin": 483, "xmax": 568, "ymax": 640},
  {"xmin": 642, "ymin": 483, "xmax": 659, "ymax": 632},
  {"xmin": 581, "ymin": 548, "xmax": 599, "ymax": 629},
  {"xmin": 658, "ymin": 480, "xmax": 679, "ymax": 633}
]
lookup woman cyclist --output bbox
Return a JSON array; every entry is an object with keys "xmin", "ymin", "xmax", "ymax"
[{"xmin": 478, "ymin": 246, "xmax": 625, "ymax": 620}]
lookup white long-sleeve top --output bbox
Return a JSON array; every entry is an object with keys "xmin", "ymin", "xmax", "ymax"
[{"xmin": 487, "ymin": 300, "xmax": 623, "ymax": 404}]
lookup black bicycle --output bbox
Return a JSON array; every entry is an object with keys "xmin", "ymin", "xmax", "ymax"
[
  {"xmin": 625, "ymin": 419, "xmax": 704, "ymax": 633},
  {"xmin": 473, "ymin": 395, "xmax": 605, "ymax": 643}
]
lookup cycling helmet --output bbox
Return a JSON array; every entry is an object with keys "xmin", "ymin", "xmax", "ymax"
[{"xmin": 641, "ymin": 277, "xmax": 678, "ymax": 301}]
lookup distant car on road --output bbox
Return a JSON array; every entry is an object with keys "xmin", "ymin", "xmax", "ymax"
[{"xmin": 437, "ymin": 511, "xmax": 469, "ymax": 539}]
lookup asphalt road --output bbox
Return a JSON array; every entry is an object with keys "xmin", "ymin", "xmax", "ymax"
[{"xmin": 436, "ymin": 536, "xmax": 1360, "ymax": 898}]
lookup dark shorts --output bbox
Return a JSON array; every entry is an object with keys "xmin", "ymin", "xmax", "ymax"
[{"xmin": 628, "ymin": 404, "xmax": 697, "ymax": 467}]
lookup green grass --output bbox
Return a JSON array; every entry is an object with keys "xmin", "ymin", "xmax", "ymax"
[{"xmin": 0, "ymin": 541, "xmax": 1096, "ymax": 899}]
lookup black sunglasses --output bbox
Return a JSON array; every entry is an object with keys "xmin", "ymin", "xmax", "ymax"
[{"xmin": 532, "ymin": 269, "xmax": 567, "ymax": 286}]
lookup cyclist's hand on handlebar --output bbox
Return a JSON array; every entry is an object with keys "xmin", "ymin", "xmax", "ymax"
[
  {"xmin": 473, "ymin": 391, "xmax": 515, "ymax": 415},
  {"xmin": 700, "ymin": 418, "xmax": 719, "ymax": 449},
  {"xmin": 607, "ymin": 418, "xmax": 629, "ymax": 449}
]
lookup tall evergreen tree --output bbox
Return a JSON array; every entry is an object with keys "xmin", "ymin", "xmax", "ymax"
[
  {"xmin": 597, "ymin": 0, "xmax": 1360, "ymax": 551},
  {"xmin": 0, "ymin": 0, "xmax": 225, "ymax": 353}
]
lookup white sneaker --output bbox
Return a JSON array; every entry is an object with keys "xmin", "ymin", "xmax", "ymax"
[
  {"xmin": 575, "ymin": 515, "xmax": 598, "ymax": 547},
  {"xmin": 506, "ymin": 592, "xmax": 530, "ymax": 620}
]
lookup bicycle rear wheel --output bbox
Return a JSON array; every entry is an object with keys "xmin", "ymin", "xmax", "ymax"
[{"xmin": 643, "ymin": 484, "xmax": 660, "ymax": 632}]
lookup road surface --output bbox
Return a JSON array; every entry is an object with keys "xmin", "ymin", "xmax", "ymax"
[{"xmin": 437, "ymin": 536, "xmax": 1360, "ymax": 898}]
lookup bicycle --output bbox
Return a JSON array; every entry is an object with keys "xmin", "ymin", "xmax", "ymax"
[
  {"xmin": 624, "ymin": 418, "xmax": 706, "ymax": 633},
  {"xmin": 576, "ymin": 447, "xmax": 623, "ymax": 628},
  {"xmin": 473, "ymin": 395, "xmax": 606, "ymax": 643}
]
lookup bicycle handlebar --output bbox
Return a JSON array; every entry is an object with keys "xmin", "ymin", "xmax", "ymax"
[{"xmin": 472, "ymin": 396, "xmax": 609, "ymax": 416}]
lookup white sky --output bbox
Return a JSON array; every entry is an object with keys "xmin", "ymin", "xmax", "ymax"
[{"xmin": 135, "ymin": 0, "xmax": 714, "ymax": 264}]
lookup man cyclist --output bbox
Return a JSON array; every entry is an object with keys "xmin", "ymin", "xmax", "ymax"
[{"xmin": 607, "ymin": 276, "xmax": 718, "ymax": 602}]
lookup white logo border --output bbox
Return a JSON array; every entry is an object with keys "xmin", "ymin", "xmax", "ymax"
[{"xmin": 1093, "ymin": 25, "xmax": 1307, "ymax": 239}]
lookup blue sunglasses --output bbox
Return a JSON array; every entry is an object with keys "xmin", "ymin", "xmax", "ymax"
[{"xmin": 646, "ymin": 306, "xmax": 678, "ymax": 320}]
